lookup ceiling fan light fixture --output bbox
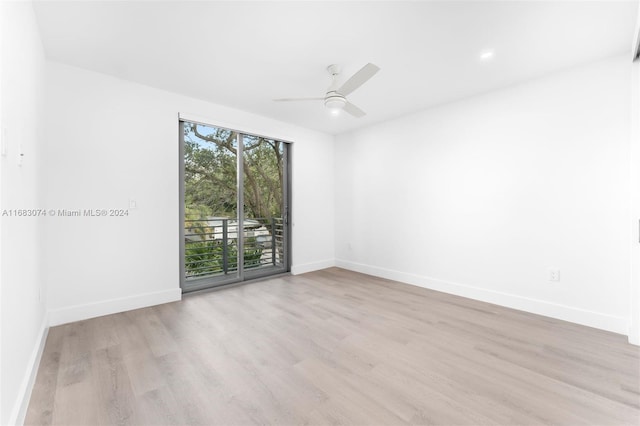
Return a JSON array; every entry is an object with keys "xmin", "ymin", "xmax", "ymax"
[
  {"xmin": 324, "ymin": 95, "xmax": 346, "ymax": 111},
  {"xmin": 479, "ymin": 49, "xmax": 495, "ymax": 61}
]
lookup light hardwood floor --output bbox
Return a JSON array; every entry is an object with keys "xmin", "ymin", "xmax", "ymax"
[{"xmin": 26, "ymin": 268, "xmax": 640, "ymax": 425}]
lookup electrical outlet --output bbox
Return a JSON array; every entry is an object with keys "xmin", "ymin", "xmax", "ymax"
[{"xmin": 549, "ymin": 268, "xmax": 560, "ymax": 282}]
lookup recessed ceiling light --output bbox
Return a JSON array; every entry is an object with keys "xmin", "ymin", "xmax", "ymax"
[{"xmin": 479, "ymin": 50, "xmax": 495, "ymax": 61}]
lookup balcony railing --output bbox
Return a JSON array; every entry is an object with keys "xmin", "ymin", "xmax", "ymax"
[{"xmin": 184, "ymin": 217, "xmax": 284, "ymax": 280}]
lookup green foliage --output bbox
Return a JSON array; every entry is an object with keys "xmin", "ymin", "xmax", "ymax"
[
  {"xmin": 185, "ymin": 237, "xmax": 264, "ymax": 277},
  {"xmin": 241, "ymin": 237, "xmax": 263, "ymax": 268},
  {"xmin": 185, "ymin": 240, "xmax": 224, "ymax": 276},
  {"xmin": 183, "ymin": 123, "xmax": 284, "ymax": 222},
  {"xmin": 184, "ymin": 205, "xmax": 213, "ymax": 240}
]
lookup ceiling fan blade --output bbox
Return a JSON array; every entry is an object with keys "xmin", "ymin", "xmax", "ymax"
[
  {"xmin": 338, "ymin": 63, "xmax": 380, "ymax": 96},
  {"xmin": 273, "ymin": 97, "xmax": 324, "ymax": 102},
  {"xmin": 343, "ymin": 101, "xmax": 366, "ymax": 118}
]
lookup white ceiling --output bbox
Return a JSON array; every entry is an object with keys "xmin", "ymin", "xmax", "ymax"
[{"xmin": 33, "ymin": 1, "xmax": 639, "ymax": 135}]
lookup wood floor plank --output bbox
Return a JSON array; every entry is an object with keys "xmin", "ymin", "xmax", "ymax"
[
  {"xmin": 50, "ymin": 321, "xmax": 99, "ymax": 426},
  {"xmin": 24, "ymin": 327, "xmax": 65, "ymax": 426},
  {"xmin": 93, "ymin": 345, "xmax": 140, "ymax": 425},
  {"xmin": 293, "ymin": 357, "xmax": 407, "ymax": 425},
  {"xmin": 25, "ymin": 267, "xmax": 640, "ymax": 425}
]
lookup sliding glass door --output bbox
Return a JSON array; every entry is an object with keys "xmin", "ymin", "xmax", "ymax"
[{"xmin": 180, "ymin": 120, "xmax": 290, "ymax": 292}]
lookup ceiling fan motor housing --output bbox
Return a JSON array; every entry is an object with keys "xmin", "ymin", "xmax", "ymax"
[{"xmin": 325, "ymin": 92, "xmax": 347, "ymax": 110}]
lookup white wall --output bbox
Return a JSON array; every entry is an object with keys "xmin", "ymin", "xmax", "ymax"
[
  {"xmin": 631, "ymin": 57, "xmax": 640, "ymax": 345},
  {"xmin": 336, "ymin": 55, "xmax": 632, "ymax": 335},
  {"xmin": 0, "ymin": 2, "xmax": 48, "ymax": 425},
  {"xmin": 43, "ymin": 62, "xmax": 335, "ymax": 325}
]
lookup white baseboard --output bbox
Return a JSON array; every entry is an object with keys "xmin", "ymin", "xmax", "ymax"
[
  {"xmin": 629, "ymin": 323, "xmax": 640, "ymax": 346},
  {"xmin": 291, "ymin": 259, "xmax": 336, "ymax": 275},
  {"xmin": 48, "ymin": 288, "xmax": 182, "ymax": 327},
  {"xmin": 9, "ymin": 313, "xmax": 49, "ymax": 426},
  {"xmin": 336, "ymin": 259, "xmax": 628, "ymax": 335}
]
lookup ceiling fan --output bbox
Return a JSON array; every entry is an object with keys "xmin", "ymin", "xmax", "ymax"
[{"xmin": 274, "ymin": 63, "xmax": 380, "ymax": 118}]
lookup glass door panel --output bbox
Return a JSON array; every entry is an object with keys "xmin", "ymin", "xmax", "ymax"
[
  {"xmin": 242, "ymin": 134, "xmax": 288, "ymax": 279},
  {"xmin": 182, "ymin": 122, "xmax": 240, "ymax": 290}
]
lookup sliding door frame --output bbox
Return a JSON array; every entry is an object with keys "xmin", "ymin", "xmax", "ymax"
[{"xmin": 179, "ymin": 118, "xmax": 292, "ymax": 293}]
